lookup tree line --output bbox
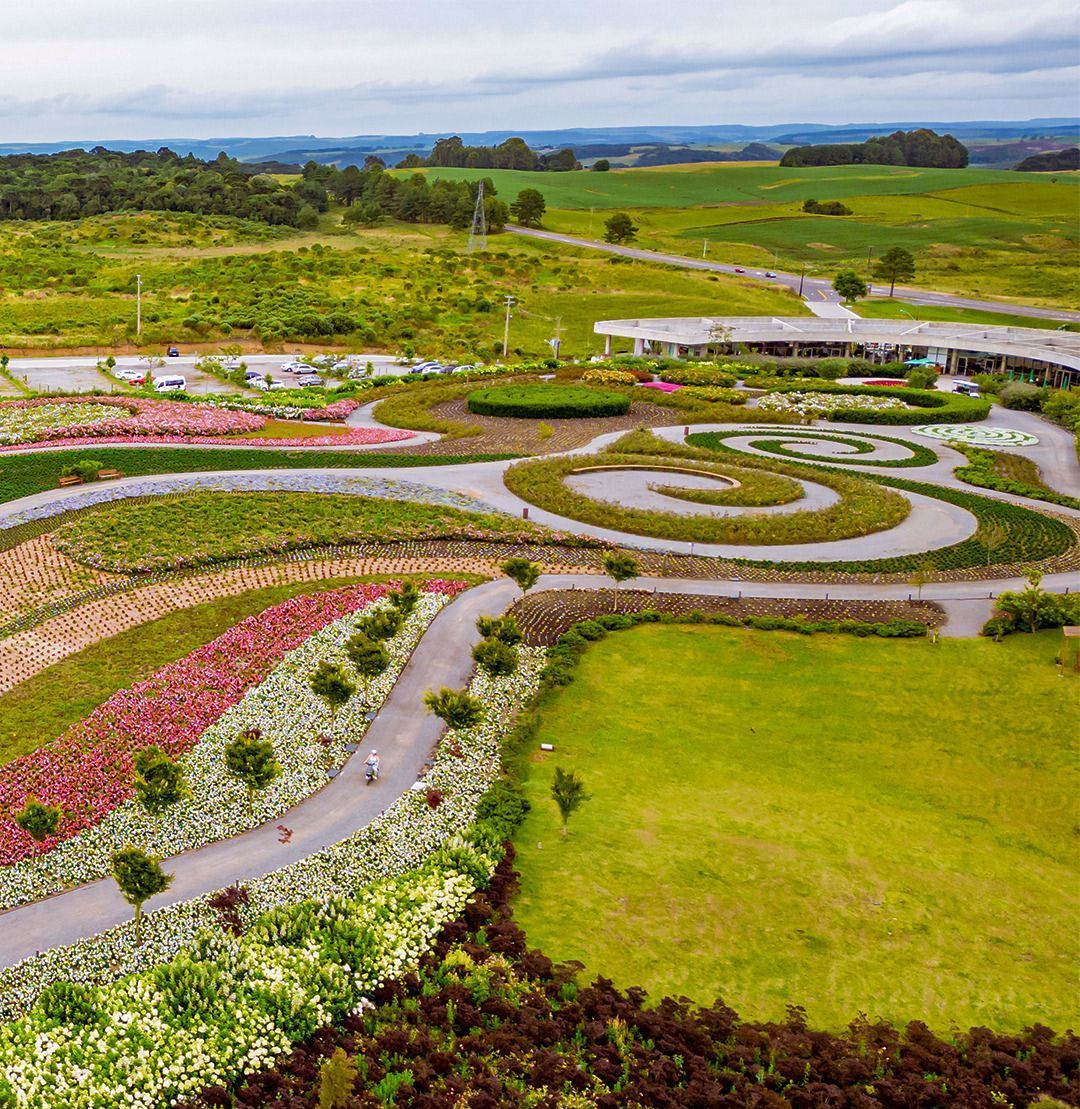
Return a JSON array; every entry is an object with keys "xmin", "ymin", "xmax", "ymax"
[
  {"xmin": 0, "ymin": 146, "xmax": 521, "ymax": 233},
  {"xmin": 0, "ymin": 148, "xmax": 324, "ymax": 226},
  {"xmin": 780, "ymin": 129, "xmax": 968, "ymax": 169},
  {"xmin": 397, "ymin": 135, "xmax": 580, "ymax": 171}
]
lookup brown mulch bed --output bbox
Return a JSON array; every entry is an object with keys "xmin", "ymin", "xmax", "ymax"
[{"xmin": 507, "ymin": 588, "xmax": 946, "ymax": 645}]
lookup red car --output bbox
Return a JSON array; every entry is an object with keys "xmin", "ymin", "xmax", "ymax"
[{"xmin": 734, "ymin": 267, "xmax": 745, "ymax": 273}]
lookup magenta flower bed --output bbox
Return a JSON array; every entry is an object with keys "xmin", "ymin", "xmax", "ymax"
[
  {"xmin": 0, "ymin": 580, "xmax": 466, "ymax": 864},
  {"xmin": 639, "ymin": 381, "xmax": 683, "ymax": 393},
  {"xmin": 864, "ymin": 380, "xmax": 907, "ymax": 386},
  {"xmin": 0, "ymin": 427, "xmax": 412, "ymax": 452},
  {"xmin": 303, "ymin": 399, "xmax": 361, "ymax": 421}
]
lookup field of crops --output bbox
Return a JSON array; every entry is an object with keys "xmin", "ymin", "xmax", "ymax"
[{"xmin": 404, "ymin": 163, "xmax": 1079, "ymax": 310}]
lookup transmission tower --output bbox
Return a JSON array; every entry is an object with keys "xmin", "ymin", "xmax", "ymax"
[{"xmin": 467, "ymin": 179, "xmax": 487, "ymax": 253}]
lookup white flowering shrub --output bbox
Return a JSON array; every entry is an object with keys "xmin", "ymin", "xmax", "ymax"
[{"xmin": 0, "ymin": 653, "xmax": 545, "ymax": 1107}]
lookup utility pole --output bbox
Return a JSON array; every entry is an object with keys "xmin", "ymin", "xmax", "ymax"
[
  {"xmin": 798, "ymin": 264, "xmax": 807, "ymax": 298},
  {"xmin": 502, "ymin": 295, "xmax": 515, "ymax": 357},
  {"xmin": 550, "ymin": 316, "xmax": 565, "ymax": 360},
  {"xmin": 136, "ymin": 273, "xmax": 142, "ymax": 336},
  {"xmin": 702, "ymin": 240, "xmax": 708, "ymax": 259}
]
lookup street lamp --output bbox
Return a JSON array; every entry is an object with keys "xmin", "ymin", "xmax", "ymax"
[{"xmin": 898, "ymin": 307, "xmax": 919, "ymax": 323}]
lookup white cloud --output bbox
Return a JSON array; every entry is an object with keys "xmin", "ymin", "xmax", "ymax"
[{"xmin": 0, "ymin": 0, "xmax": 1075, "ymax": 141}]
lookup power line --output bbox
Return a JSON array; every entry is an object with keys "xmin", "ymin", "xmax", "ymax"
[{"xmin": 467, "ymin": 180, "xmax": 487, "ymax": 253}]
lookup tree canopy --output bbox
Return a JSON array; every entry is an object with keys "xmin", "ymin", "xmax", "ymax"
[{"xmin": 780, "ymin": 130, "xmax": 968, "ymax": 169}]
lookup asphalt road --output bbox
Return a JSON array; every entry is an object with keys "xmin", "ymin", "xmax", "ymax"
[{"xmin": 508, "ymin": 226, "xmax": 1080, "ymax": 323}]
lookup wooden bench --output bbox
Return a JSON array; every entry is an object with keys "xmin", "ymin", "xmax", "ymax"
[
  {"xmin": 97, "ymin": 469, "xmax": 122, "ymax": 480},
  {"xmin": 58, "ymin": 475, "xmax": 84, "ymax": 487}
]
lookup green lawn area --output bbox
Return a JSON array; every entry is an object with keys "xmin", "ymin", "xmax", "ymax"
[
  {"xmin": 0, "ymin": 573, "xmax": 480, "ymax": 767},
  {"xmin": 50, "ymin": 491, "xmax": 549, "ymax": 573},
  {"xmin": 513, "ymin": 623, "xmax": 1078, "ymax": 1031}
]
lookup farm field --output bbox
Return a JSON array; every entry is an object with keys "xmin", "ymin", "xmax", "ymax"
[
  {"xmin": 0, "ymin": 209, "xmax": 803, "ymax": 358},
  {"xmin": 512, "ymin": 623, "xmax": 1078, "ymax": 1030},
  {"xmin": 407, "ymin": 162, "xmax": 1080, "ymax": 310}
]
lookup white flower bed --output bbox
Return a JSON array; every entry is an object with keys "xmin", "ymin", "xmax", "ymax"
[
  {"xmin": 757, "ymin": 391, "xmax": 907, "ymax": 417},
  {"xmin": 0, "ymin": 650, "xmax": 544, "ymax": 1023},
  {"xmin": 0, "ymin": 593, "xmax": 448, "ymax": 910}
]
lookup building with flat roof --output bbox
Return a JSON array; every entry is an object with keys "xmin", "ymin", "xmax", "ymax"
[{"xmin": 593, "ymin": 316, "xmax": 1080, "ymax": 388}]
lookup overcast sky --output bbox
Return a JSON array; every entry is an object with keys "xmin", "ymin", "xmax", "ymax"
[{"xmin": 1, "ymin": 0, "xmax": 1077, "ymax": 142}]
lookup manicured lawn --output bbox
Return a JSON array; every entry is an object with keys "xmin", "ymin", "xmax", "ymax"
[
  {"xmin": 513, "ymin": 624, "xmax": 1078, "ymax": 1031},
  {"xmin": 51, "ymin": 491, "xmax": 548, "ymax": 572},
  {"xmin": 0, "ymin": 573, "xmax": 480, "ymax": 767}
]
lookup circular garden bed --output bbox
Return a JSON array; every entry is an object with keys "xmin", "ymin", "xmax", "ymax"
[{"xmin": 466, "ymin": 384, "xmax": 630, "ymax": 419}]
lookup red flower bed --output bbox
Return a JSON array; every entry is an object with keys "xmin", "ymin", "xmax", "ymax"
[
  {"xmin": 864, "ymin": 379, "xmax": 908, "ymax": 386},
  {"xmin": 0, "ymin": 580, "xmax": 466, "ymax": 864}
]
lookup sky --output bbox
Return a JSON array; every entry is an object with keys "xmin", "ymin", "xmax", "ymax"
[{"xmin": 1, "ymin": 0, "xmax": 1077, "ymax": 142}]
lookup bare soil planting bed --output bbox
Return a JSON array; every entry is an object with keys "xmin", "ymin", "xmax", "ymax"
[{"xmin": 509, "ymin": 588, "xmax": 945, "ymax": 645}]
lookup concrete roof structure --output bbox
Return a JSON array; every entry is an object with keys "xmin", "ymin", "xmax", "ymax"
[{"xmin": 593, "ymin": 316, "xmax": 1080, "ymax": 379}]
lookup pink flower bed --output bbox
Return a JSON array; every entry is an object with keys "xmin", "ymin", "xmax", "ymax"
[
  {"xmin": 0, "ymin": 427, "xmax": 413, "ymax": 452},
  {"xmin": 638, "ymin": 381, "xmax": 683, "ymax": 393},
  {"xmin": 0, "ymin": 579, "xmax": 467, "ymax": 865},
  {"xmin": 864, "ymin": 380, "xmax": 907, "ymax": 386},
  {"xmin": 303, "ymin": 399, "xmax": 361, "ymax": 421},
  {"xmin": 0, "ymin": 396, "xmax": 266, "ymax": 441}
]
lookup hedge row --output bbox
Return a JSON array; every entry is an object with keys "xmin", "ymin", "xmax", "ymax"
[
  {"xmin": 768, "ymin": 382, "xmax": 991, "ymax": 424},
  {"xmin": 466, "ymin": 384, "xmax": 630, "ymax": 419},
  {"xmin": 738, "ymin": 430, "xmax": 940, "ymax": 468}
]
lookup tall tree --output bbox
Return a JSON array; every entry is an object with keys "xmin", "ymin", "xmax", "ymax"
[
  {"xmin": 509, "ymin": 188, "xmax": 547, "ymax": 228},
  {"xmin": 111, "ymin": 845, "xmax": 172, "ymax": 945},
  {"xmin": 873, "ymin": 247, "xmax": 917, "ymax": 296},
  {"xmin": 500, "ymin": 557, "xmax": 541, "ymax": 598},
  {"xmin": 832, "ymin": 271, "xmax": 867, "ymax": 303},
  {"xmin": 603, "ymin": 212, "xmax": 638, "ymax": 244},
  {"xmin": 602, "ymin": 551, "xmax": 639, "ymax": 610},
  {"xmin": 309, "ymin": 661, "xmax": 357, "ymax": 716},
  {"xmin": 223, "ymin": 728, "xmax": 281, "ymax": 807},
  {"xmin": 551, "ymin": 767, "xmax": 590, "ymax": 836},
  {"xmin": 133, "ymin": 747, "xmax": 189, "ymax": 816}
]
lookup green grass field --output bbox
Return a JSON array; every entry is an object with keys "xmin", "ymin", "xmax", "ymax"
[
  {"xmin": 0, "ymin": 212, "xmax": 803, "ymax": 357},
  {"xmin": 512, "ymin": 623, "xmax": 1078, "ymax": 1031},
  {"xmin": 855, "ymin": 299, "xmax": 1080, "ymax": 331},
  {"xmin": 402, "ymin": 163, "xmax": 1079, "ymax": 310}
]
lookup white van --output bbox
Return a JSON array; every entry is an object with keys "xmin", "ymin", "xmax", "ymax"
[{"xmin": 153, "ymin": 375, "xmax": 187, "ymax": 393}]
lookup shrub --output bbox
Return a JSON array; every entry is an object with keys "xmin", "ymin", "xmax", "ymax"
[
  {"xmin": 345, "ymin": 632, "xmax": 390, "ymax": 676},
  {"xmin": 472, "ymin": 637, "xmax": 519, "ymax": 676},
  {"xmin": 582, "ymin": 368, "xmax": 638, "ymax": 386},
  {"xmin": 475, "ymin": 781, "xmax": 531, "ymax": 837},
  {"xmin": 466, "ymin": 385, "xmax": 630, "ymax": 419},
  {"xmin": 999, "ymin": 382, "xmax": 1048, "ymax": 411},
  {"xmin": 59, "ymin": 458, "xmax": 105, "ymax": 482},
  {"xmin": 814, "ymin": 357, "xmax": 850, "ymax": 380},
  {"xmin": 768, "ymin": 382, "xmax": 989, "ymax": 424},
  {"xmin": 905, "ymin": 367, "xmax": 937, "ymax": 390},
  {"xmin": 355, "ymin": 607, "xmax": 402, "ymax": 641},
  {"xmin": 682, "ymin": 386, "xmax": 747, "ymax": 405},
  {"xmin": 476, "ymin": 614, "xmax": 523, "ymax": 645},
  {"xmin": 659, "ymin": 366, "xmax": 736, "ymax": 387}
]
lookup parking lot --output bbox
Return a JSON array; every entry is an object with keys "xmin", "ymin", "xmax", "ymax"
[{"xmin": 5, "ymin": 353, "xmax": 407, "ymax": 395}]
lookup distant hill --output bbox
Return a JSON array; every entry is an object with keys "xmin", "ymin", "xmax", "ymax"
[
  {"xmin": 1014, "ymin": 147, "xmax": 1080, "ymax": 172},
  {"xmin": 0, "ymin": 119, "xmax": 1074, "ymax": 165}
]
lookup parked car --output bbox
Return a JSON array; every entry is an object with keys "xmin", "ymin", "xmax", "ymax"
[
  {"xmin": 330, "ymin": 360, "xmax": 353, "ymax": 373},
  {"xmin": 280, "ymin": 360, "xmax": 309, "ymax": 374},
  {"xmin": 412, "ymin": 360, "xmax": 442, "ymax": 373},
  {"xmin": 114, "ymin": 368, "xmax": 143, "ymax": 381},
  {"xmin": 295, "ymin": 374, "xmax": 325, "ymax": 387},
  {"xmin": 244, "ymin": 369, "xmax": 265, "ymax": 381},
  {"xmin": 166, "ymin": 346, "xmax": 180, "ymax": 357},
  {"xmin": 251, "ymin": 377, "xmax": 285, "ymax": 391},
  {"xmin": 153, "ymin": 375, "xmax": 186, "ymax": 392}
]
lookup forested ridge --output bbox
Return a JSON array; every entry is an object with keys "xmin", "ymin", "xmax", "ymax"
[{"xmin": 0, "ymin": 147, "xmax": 511, "ymax": 230}]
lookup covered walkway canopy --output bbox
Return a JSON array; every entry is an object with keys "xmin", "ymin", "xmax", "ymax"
[{"xmin": 593, "ymin": 316, "xmax": 1080, "ymax": 387}]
